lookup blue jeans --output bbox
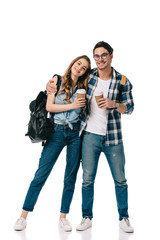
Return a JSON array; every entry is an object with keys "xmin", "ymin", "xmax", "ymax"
[
  {"xmin": 81, "ymin": 131, "xmax": 129, "ymax": 220},
  {"xmin": 23, "ymin": 122, "xmax": 81, "ymax": 213}
]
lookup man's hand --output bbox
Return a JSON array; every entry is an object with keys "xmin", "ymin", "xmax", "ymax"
[
  {"xmin": 97, "ymin": 98, "xmax": 116, "ymax": 109},
  {"xmin": 46, "ymin": 79, "xmax": 57, "ymax": 94},
  {"xmin": 97, "ymin": 98, "xmax": 127, "ymax": 113}
]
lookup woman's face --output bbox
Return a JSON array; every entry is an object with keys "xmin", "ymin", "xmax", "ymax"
[{"xmin": 71, "ymin": 58, "xmax": 89, "ymax": 78}]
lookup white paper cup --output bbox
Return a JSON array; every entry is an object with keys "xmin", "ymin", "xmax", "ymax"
[
  {"xmin": 94, "ymin": 91, "xmax": 103, "ymax": 104},
  {"xmin": 76, "ymin": 89, "xmax": 86, "ymax": 98}
]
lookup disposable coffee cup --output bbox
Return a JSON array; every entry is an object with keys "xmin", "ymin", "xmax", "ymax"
[
  {"xmin": 76, "ymin": 89, "xmax": 86, "ymax": 99},
  {"xmin": 95, "ymin": 91, "xmax": 103, "ymax": 105}
]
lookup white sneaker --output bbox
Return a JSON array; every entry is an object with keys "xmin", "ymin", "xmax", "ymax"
[
  {"xmin": 14, "ymin": 217, "xmax": 27, "ymax": 231},
  {"xmin": 119, "ymin": 218, "xmax": 134, "ymax": 233},
  {"xmin": 76, "ymin": 218, "xmax": 92, "ymax": 231},
  {"xmin": 59, "ymin": 218, "xmax": 72, "ymax": 232}
]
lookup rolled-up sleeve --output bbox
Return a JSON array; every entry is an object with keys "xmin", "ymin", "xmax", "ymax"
[{"xmin": 121, "ymin": 78, "xmax": 134, "ymax": 114}]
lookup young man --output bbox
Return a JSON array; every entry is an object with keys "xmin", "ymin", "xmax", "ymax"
[{"xmin": 76, "ymin": 41, "xmax": 134, "ymax": 233}]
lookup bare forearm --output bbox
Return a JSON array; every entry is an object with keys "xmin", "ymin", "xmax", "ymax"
[
  {"xmin": 46, "ymin": 92, "xmax": 86, "ymax": 113},
  {"xmin": 46, "ymin": 102, "xmax": 74, "ymax": 113}
]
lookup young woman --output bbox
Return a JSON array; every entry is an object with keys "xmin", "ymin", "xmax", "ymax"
[{"xmin": 14, "ymin": 55, "xmax": 91, "ymax": 232}]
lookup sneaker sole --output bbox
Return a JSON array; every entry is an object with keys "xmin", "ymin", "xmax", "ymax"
[
  {"xmin": 76, "ymin": 225, "xmax": 92, "ymax": 231},
  {"xmin": 119, "ymin": 226, "xmax": 134, "ymax": 233},
  {"xmin": 59, "ymin": 225, "xmax": 72, "ymax": 232},
  {"xmin": 14, "ymin": 225, "xmax": 26, "ymax": 231}
]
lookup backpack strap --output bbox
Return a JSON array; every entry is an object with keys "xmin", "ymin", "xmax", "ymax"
[
  {"xmin": 119, "ymin": 75, "xmax": 127, "ymax": 102},
  {"xmin": 120, "ymin": 75, "xmax": 127, "ymax": 86}
]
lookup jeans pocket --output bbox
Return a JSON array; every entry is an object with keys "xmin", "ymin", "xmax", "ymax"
[{"xmin": 53, "ymin": 123, "xmax": 59, "ymax": 131}]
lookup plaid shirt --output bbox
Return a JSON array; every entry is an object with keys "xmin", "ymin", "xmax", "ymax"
[{"xmin": 79, "ymin": 67, "xmax": 134, "ymax": 146}]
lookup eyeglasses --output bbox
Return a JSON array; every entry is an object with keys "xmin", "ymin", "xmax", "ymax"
[{"xmin": 93, "ymin": 53, "xmax": 109, "ymax": 61}]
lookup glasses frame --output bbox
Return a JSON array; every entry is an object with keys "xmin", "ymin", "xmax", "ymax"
[{"xmin": 93, "ymin": 52, "xmax": 110, "ymax": 61}]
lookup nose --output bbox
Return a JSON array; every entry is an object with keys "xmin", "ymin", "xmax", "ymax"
[
  {"xmin": 99, "ymin": 56, "xmax": 104, "ymax": 61},
  {"xmin": 77, "ymin": 66, "xmax": 83, "ymax": 71}
]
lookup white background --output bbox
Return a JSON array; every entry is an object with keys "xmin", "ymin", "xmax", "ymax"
[{"xmin": 0, "ymin": 0, "xmax": 160, "ymax": 239}]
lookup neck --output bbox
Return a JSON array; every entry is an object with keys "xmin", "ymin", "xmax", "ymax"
[
  {"xmin": 98, "ymin": 67, "xmax": 113, "ymax": 80},
  {"xmin": 71, "ymin": 73, "xmax": 78, "ymax": 87}
]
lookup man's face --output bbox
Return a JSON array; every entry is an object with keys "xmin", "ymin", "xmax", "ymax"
[{"xmin": 93, "ymin": 47, "xmax": 113, "ymax": 70}]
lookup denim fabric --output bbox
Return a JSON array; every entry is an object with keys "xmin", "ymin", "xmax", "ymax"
[
  {"xmin": 54, "ymin": 82, "xmax": 81, "ymax": 127},
  {"xmin": 81, "ymin": 131, "xmax": 129, "ymax": 220},
  {"xmin": 23, "ymin": 122, "xmax": 81, "ymax": 213}
]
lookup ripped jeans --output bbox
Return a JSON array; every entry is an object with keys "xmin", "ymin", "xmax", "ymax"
[{"xmin": 81, "ymin": 131, "xmax": 129, "ymax": 220}]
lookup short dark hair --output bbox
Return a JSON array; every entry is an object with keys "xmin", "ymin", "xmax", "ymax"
[{"xmin": 93, "ymin": 41, "xmax": 113, "ymax": 55}]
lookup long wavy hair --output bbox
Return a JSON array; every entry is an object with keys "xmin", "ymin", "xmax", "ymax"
[{"xmin": 58, "ymin": 55, "xmax": 91, "ymax": 103}]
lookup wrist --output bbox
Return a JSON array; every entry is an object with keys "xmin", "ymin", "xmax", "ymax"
[
  {"xmin": 115, "ymin": 102, "xmax": 120, "ymax": 109},
  {"xmin": 70, "ymin": 102, "xmax": 74, "ymax": 110},
  {"xmin": 70, "ymin": 102, "xmax": 78, "ymax": 110}
]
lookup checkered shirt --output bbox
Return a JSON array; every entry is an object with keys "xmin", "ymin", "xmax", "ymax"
[{"xmin": 79, "ymin": 67, "xmax": 134, "ymax": 146}]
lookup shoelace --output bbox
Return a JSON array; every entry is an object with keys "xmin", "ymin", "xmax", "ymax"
[
  {"xmin": 81, "ymin": 217, "xmax": 89, "ymax": 225},
  {"xmin": 123, "ymin": 218, "xmax": 130, "ymax": 226},
  {"xmin": 81, "ymin": 218, "xmax": 86, "ymax": 225},
  {"xmin": 16, "ymin": 218, "xmax": 25, "ymax": 224},
  {"xmin": 61, "ymin": 219, "xmax": 70, "ymax": 226}
]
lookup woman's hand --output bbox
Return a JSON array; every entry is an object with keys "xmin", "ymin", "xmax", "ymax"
[
  {"xmin": 46, "ymin": 79, "xmax": 57, "ymax": 94},
  {"xmin": 72, "ymin": 98, "xmax": 86, "ymax": 109}
]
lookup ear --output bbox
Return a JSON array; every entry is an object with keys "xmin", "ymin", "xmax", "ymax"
[{"xmin": 110, "ymin": 53, "xmax": 113, "ymax": 60}]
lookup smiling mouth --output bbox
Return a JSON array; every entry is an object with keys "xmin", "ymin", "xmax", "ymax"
[
  {"xmin": 98, "ymin": 62, "xmax": 105, "ymax": 65},
  {"xmin": 75, "ymin": 68, "xmax": 80, "ymax": 73}
]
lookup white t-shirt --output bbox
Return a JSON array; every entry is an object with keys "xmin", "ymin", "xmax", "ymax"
[{"xmin": 85, "ymin": 78, "xmax": 111, "ymax": 135}]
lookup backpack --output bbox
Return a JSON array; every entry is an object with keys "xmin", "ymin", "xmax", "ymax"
[{"xmin": 25, "ymin": 74, "xmax": 61, "ymax": 144}]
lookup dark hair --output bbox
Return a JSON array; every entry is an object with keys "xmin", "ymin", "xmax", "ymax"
[{"xmin": 93, "ymin": 41, "xmax": 113, "ymax": 55}]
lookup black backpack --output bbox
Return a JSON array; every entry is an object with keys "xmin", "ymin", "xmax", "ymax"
[{"xmin": 25, "ymin": 74, "xmax": 61, "ymax": 144}]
